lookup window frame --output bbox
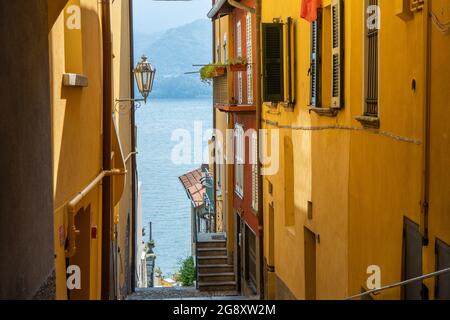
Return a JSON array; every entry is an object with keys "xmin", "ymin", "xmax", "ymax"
[{"xmin": 363, "ymin": 0, "xmax": 380, "ymax": 118}]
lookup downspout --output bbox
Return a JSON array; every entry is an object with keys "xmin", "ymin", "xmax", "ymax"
[
  {"xmin": 128, "ymin": 0, "xmax": 138, "ymax": 293},
  {"xmin": 255, "ymin": 0, "xmax": 264, "ymax": 300},
  {"xmin": 421, "ymin": 0, "xmax": 431, "ymax": 246},
  {"xmin": 101, "ymin": 0, "xmax": 114, "ymax": 300},
  {"xmin": 213, "ymin": 17, "xmax": 217, "ymax": 232}
]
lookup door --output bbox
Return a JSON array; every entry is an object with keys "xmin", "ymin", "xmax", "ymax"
[
  {"xmin": 402, "ymin": 218, "xmax": 423, "ymax": 300},
  {"xmin": 68, "ymin": 206, "xmax": 91, "ymax": 300},
  {"xmin": 435, "ymin": 239, "xmax": 450, "ymax": 300},
  {"xmin": 304, "ymin": 227, "xmax": 317, "ymax": 300},
  {"xmin": 235, "ymin": 214, "xmax": 242, "ymax": 293}
]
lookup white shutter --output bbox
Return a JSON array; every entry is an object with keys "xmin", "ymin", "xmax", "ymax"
[
  {"xmin": 331, "ymin": 0, "xmax": 344, "ymax": 109},
  {"xmin": 251, "ymin": 131, "xmax": 258, "ymax": 211},
  {"xmin": 237, "ymin": 21, "xmax": 242, "ymax": 57},
  {"xmin": 238, "ymin": 72, "xmax": 243, "ymax": 104},
  {"xmin": 235, "ymin": 125, "xmax": 244, "ymax": 198},
  {"xmin": 246, "ymin": 13, "xmax": 254, "ymax": 105}
]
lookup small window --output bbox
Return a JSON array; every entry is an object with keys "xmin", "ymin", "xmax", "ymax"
[
  {"xmin": 251, "ymin": 131, "xmax": 258, "ymax": 212},
  {"xmin": 246, "ymin": 13, "xmax": 254, "ymax": 105},
  {"xmin": 364, "ymin": 0, "xmax": 379, "ymax": 117},
  {"xmin": 235, "ymin": 124, "xmax": 244, "ymax": 198},
  {"xmin": 262, "ymin": 23, "xmax": 284, "ymax": 103},
  {"xmin": 310, "ymin": 9, "xmax": 323, "ymax": 107},
  {"xmin": 331, "ymin": 0, "xmax": 344, "ymax": 109}
]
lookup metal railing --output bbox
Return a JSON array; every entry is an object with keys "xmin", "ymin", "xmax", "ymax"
[{"xmin": 346, "ymin": 267, "xmax": 450, "ymax": 300}]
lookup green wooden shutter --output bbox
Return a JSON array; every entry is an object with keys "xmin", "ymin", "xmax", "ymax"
[
  {"xmin": 262, "ymin": 23, "xmax": 284, "ymax": 103},
  {"xmin": 310, "ymin": 10, "xmax": 322, "ymax": 107},
  {"xmin": 331, "ymin": 0, "xmax": 344, "ymax": 109}
]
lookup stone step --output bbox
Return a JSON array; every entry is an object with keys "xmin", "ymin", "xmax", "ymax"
[
  {"xmin": 197, "ymin": 241, "xmax": 227, "ymax": 249},
  {"xmin": 198, "ymin": 281, "xmax": 237, "ymax": 292},
  {"xmin": 197, "ymin": 256, "xmax": 228, "ymax": 265},
  {"xmin": 197, "ymin": 247, "xmax": 227, "ymax": 257},
  {"xmin": 198, "ymin": 272, "xmax": 235, "ymax": 283},
  {"xmin": 198, "ymin": 264, "xmax": 234, "ymax": 274}
]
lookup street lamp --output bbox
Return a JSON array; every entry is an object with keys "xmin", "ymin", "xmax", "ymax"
[
  {"xmin": 134, "ymin": 55, "xmax": 156, "ymax": 104},
  {"xmin": 115, "ymin": 54, "xmax": 156, "ymax": 110}
]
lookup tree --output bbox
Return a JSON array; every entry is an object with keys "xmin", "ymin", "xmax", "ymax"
[{"xmin": 176, "ymin": 256, "xmax": 196, "ymax": 287}]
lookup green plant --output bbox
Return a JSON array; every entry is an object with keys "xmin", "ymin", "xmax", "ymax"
[
  {"xmin": 227, "ymin": 56, "xmax": 247, "ymax": 66},
  {"xmin": 199, "ymin": 64, "xmax": 226, "ymax": 83},
  {"xmin": 176, "ymin": 256, "xmax": 197, "ymax": 287}
]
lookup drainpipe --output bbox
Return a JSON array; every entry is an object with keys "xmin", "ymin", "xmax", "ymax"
[
  {"xmin": 255, "ymin": 0, "xmax": 264, "ymax": 300},
  {"xmin": 213, "ymin": 17, "xmax": 218, "ymax": 232},
  {"xmin": 129, "ymin": 0, "xmax": 138, "ymax": 293},
  {"xmin": 421, "ymin": 0, "xmax": 431, "ymax": 246},
  {"xmin": 101, "ymin": 0, "xmax": 114, "ymax": 300}
]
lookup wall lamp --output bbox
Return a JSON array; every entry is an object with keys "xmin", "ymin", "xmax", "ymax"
[{"xmin": 115, "ymin": 54, "xmax": 156, "ymax": 112}]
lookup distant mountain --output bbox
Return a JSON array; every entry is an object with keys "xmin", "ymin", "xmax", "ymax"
[{"xmin": 134, "ymin": 19, "xmax": 213, "ymax": 99}]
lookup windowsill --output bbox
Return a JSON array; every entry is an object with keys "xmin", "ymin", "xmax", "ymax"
[
  {"xmin": 309, "ymin": 107, "xmax": 339, "ymax": 117},
  {"xmin": 279, "ymin": 101, "xmax": 295, "ymax": 112},
  {"xmin": 355, "ymin": 115, "xmax": 380, "ymax": 129}
]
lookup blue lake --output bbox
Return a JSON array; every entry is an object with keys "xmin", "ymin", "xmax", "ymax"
[{"xmin": 136, "ymin": 98, "xmax": 212, "ymax": 276}]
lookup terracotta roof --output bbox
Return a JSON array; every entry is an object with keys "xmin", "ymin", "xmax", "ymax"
[{"xmin": 179, "ymin": 168, "xmax": 205, "ymax": 208}]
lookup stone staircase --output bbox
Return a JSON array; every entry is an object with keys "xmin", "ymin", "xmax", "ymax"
[{"xmin": 196, "ymin": 239, "xmax": 237, "ymax": 292}]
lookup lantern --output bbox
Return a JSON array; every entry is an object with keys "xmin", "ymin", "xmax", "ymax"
[{"xmin": 134, "ymin": 55, "xmax": 156, "ymax": 103}]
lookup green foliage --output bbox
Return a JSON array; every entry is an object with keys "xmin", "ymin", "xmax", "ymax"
[
  {"xmin": 176, "ymin": 256, "xmax": 197, "ymax": 287},
  {"xmin": 226, "ymin": 56, "xmax": 247, "ymax": 66},
  {"xmin": 199, "ymin": 64, "xmax": 225, "ymax": 84}
]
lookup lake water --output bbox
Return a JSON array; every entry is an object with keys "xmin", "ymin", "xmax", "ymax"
[{"xmin": 136, "ymin": 98, "xmax": 212, "ymax": 276}]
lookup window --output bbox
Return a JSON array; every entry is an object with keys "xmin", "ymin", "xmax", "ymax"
[
  {"xmin": 237, "ymin": 21, "xmax": 243, "ymax": 104},
  {"xmin": 310, "ymin": 9, "xmax": 323, "ymax": 107},
  {"xmin": 331, "ymin": 0, "xmax": 344, "ymax": 109},
  {"xmin": 364, "ymin": 0, "xmax": 379, "ymax": 117},
  {"xmin": 251, "ymin": 131, "xmax": 258, "ymax": 212},
  {"xmin": 223, "ymin": 33, "xmax": 228, "ymax": 63},
  {"xmin": 262, "ymin": 23, "xmax": 284, "ymax": 102},
  {"xmin": 235, "ymin": 124, "xmax": 244, "ymax": 198},
  {"xmin": 402, "ymin": 218, "xmax": 424, "ymax": 300},
  {"xmin": 435, "ymin": 239, "xmax": 450, "ymax": 300},
  {"xmin": 246, "ymin": 13, "xmax": 254, "ymax": 105},
  {"xmin": 309, "ymin": 1, "xmax": 344, "ymax": 110},
  {"xmin": 217, "ymin": 43, "xmax": 221, "ymax": 64}
]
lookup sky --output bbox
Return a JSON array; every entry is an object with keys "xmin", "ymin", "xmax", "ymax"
[{"xmin": 133, "ymin": 0, "xmax": 212, "ymax": 34}]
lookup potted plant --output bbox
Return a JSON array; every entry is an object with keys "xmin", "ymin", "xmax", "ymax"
[
  {"xmin": 227, "ymin": 56, "xmax": 248, "ymax": 72},
  {"xmin": 200, "ymin": 64, "xmax": 226, "ymax": 83}
]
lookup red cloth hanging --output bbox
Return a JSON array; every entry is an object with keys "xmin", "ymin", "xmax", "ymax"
[{"xmin": 300, "ymin": 0, "xmax": 322, "ymax": 22}]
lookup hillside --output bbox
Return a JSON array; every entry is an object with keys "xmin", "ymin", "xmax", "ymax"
[{"xmin": 134, "ymin": 19, "xmax": 213, "ymax": 99}]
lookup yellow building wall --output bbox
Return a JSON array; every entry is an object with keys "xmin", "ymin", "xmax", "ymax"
[
  {"xmin": 262, "ymin": 0, "xmax": 450, "ymax": 300},
  {"xmin": 49, "ymin": 0, "xmax": 134, "ymax": 300},
  {"xmin": 111, "ymin": 0, "xmax": 134, "ymax": 300},
  {"xmin": 50, "ymin": 0, "xmax": 104, "ymax": 300},
  {"xmin": 347, "ymin": 0, "xmax": 425, "ymax": 299},
  {"xmin": 262, "ymin": 0, "xmax": 349, "ymax": 300}
]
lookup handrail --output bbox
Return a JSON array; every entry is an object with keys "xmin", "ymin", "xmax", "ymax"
[
  {"xmin": 346, "ymin": 267, "xmax": 450, "ymax": 300},
  {"xmin": 65, "ymin": 169, "xmax": 126, "ymax": 258}
]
